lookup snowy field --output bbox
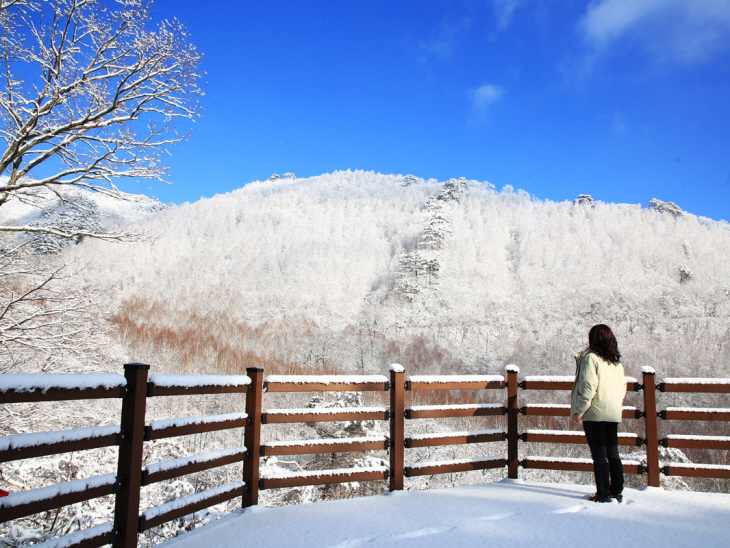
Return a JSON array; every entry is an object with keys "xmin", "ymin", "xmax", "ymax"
[{"xmin": 160, "ymin": 479, "xmax": 730, "ymax": 548}]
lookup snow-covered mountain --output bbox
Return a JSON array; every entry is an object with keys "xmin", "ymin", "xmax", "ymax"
[
  {"xmin": 61, "ymin": 171, "xmax": 730, "ymax": 381},
  {"xmin": 0, "ymin": 183, "xmax": 166, "ymax": 253}
]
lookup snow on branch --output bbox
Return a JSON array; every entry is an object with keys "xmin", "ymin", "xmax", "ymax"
[{"xmin": 0, "ymin": 0, "xmax": 203, "ymax": 222}]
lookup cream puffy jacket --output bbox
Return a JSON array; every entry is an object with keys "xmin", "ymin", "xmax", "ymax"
[{"xmin": 570, "ymin": 349, "xmax": 627, "ymax": 423}]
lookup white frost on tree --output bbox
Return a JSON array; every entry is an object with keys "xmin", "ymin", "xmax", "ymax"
[
  {"xmin": 648, "ymin": 198, "xmax": 683, "ymax": 217},
  {"xmin": 0, "ymin": 0, "xmax": 203, "ymax": 364},
  {"xmin": 573, "ymin": 194, "xmax": 595, "ymax": 207},
  {"xmin": 0, "ymin": 0, "xmax": 203, "ymax": 236}
]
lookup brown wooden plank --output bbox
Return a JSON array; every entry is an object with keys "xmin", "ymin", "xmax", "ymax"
[
  {"xmin": 406, "ymin": 405, "xmax": 504, "ymax": 419},
  {"xmin": 140, "ymin": 483, "xmax": 245, "ymax": 531},
  {"xmin": 520, "ymin": 405, "xmax": 641, "ymax": 419},
  {"xmin": 265, "ymin": 381, "xmax": 389, "ymax": 392},
  {"xmin": 622, "ymin": 407, "xmax": 642, "ymax": 419},
  {"xmin": 0, "ymin": 432, "xmax": 120, "ymax": 463},
  {"xmin": 660, "ymin": 409, "xmax": 730, "ymax": 421},
  {"xmin": 659, "ymin": 382, "xmax": 730, "ymax": 394},
  {"xmin": 148, "ymin": 384, "xmax": 250, "ymax": 397},
  {"xmin": 145, "ymin": 416, "xmax": 247, "ymax": 441},
  {"xmin": 521, "ymin": 405, "xmax": 571, "ymax": 416},
  {"xmin": 390, "ymin": 368, "xmax": 405, "ymax": 492},
  {"xmin": 642, "ymin": 369, "xmax": 661, "ymax": 488},
  {"xmin": 0, "ymin": 385, "xmax": 124, "ymax": 404},
  {"xmin": 662, "ymin": 436, "xmax": 730, "ymax": 450},
  {"xmin": 143, "ymin": 447, "xmax": 247, "ymax": 485},
  {"xmin": 521, "ymin": 458, "xmax": 643, "ymax": 475},
  {"xmin": 506, "ymin": 369, "xmax": 519, "ymax": 479},
  {"xmin": 520, "ymin": 380, "xmax": 639, "ymax": 392},
  {"xmin": 261, "ymin": 438, "xmax": 389, "ymax": 456},
  {"xmin": 522, "ymin": 431, "xmax": 641, "ymax": 446},
  {"xmin": 406, "ymin": 431, "xmax": 504, "ymax": 448},
  {"xmin": 0, "ymin": 480, "xmax": 116, "ymax": 522},
  {"xmin": 407, "ymin": 380, "xmax": 504, "ymax": 391},
  {"xmin": 405, "ymin": 457, "xmax": 506, "ymax": 477},
  {"xmin": 41, "ymin": 524, "xmax": 114, "ymax": 548},
  {"xmin": 662, "ymin": 464, "xmax": 730, "ymax": 479},
  {"xmin": 262, "ymin": 409, "xmax": 389, "ymax": 424},
  {"xmin": 243, "ymin": 368, "xmax": 264, "ymax": 509},
  {"xmin": 521, "ymin": 380, "xmax": 574, "ymax": 391},
  {"xmin": 113, "ymin": 363, "xmax": 149, "ymax": 548},
  {"xmin": 627, "ymin": 381, "xmax": 641, "ymax": 392},
  {"xmin": 259, "ymin": 468, "xmax": 388, "ymax": 489}
]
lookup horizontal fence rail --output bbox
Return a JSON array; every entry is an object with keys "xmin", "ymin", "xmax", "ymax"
[{"xmin": 2, "ymin": 364, "xmax": 729, "ymax": 548}]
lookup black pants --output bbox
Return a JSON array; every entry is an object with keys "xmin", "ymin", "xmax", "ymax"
[{"xmin": 583, "ymin": 421, "xmax": 623, "ymax": 497}]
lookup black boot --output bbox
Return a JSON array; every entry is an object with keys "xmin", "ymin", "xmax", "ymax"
[
  {"xmin": 593, "ymin": 462, "xmax": 611, "ymax": 502},
  {"xmin": 609, "ymin": 458, "xmax": 624, "ymax": 500}
]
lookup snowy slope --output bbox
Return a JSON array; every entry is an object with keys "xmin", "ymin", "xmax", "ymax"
[
  {"xmin": 68, "ymin": 170, "xmax": 730, "ymax": 380},
  {"xmin": 159, "ymin": 479, "xmax": 730, "ymax": 548},
  {"xmin": 0, "ymin": 182, "xmax": 166, "ymax": 229}
]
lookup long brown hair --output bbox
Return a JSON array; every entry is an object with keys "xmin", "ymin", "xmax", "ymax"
[{"xmin": 588, "ymin": 324, "xmax": 621, "ymax": 364}]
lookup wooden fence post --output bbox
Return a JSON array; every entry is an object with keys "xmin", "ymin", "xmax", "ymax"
[
  {"xmin": 389, "ymin": 365, "xmax": 405, "ymax": 491},
  {"xmin": 642, "ymin": 367, "xmax": 660, "ymax": 487},
  {"xmin": 505, "ymin": 365, "xmax": 519, "ymax": 479},
  {"xmin": 113, "ymin": 363, "xmax": 149, "ymax": 548},
  {"xmin": 242, "ymin": 367, "xmax": 263, "ymax": 508}
]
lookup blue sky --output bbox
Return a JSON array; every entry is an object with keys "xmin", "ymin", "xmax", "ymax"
[{"xmin": 137, "ymin": 0, "xmax": 730, "ymax": 222}]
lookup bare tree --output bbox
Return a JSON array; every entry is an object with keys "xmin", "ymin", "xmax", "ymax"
[
  {"xmin": 0, "ymin": 0, "xmax": 203, "ymax": 365},
  {"xmin": 0, "ymin": 237, "xmax": 112, "ymax": 369},
  {"xmin": 0, "ymin": 0, "xmax": 203, "ymax": 236}
]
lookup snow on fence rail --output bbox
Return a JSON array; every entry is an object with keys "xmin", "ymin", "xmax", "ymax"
[
  {"xmin": 2, "ymin": 364, "xmax": 729, "ymax": 548},
  {"xmin": 406, "ymin": 374, "xmax": 504, "ymax": 390},
  {"xmin": 0, "ymin": 373, "xmax": 126, "ymax": 403},
  {"xmin": 0, "ymin": 425, "xmax": 121, "ymax": 462},
  {"xmin": 0, "ymin": 365, "xmax": 263, "ymax": 548},
  {"xmin": 659, "ymin": 378, "xmax": 730, "ymax": 393},
  {"xmin": 264, "ymin": 374, "xmax": 389, "ymax": 392}
]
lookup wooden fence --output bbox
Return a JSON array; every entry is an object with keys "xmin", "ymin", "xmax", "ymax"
[{"xmin": 1, "ymin": 364, "xmax": 729, "ymax": 548}]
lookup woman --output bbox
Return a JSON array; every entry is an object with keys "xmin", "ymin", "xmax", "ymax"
[{"xmin": 571, "ymin": 324, "xmax": 627, "ymax": 503}]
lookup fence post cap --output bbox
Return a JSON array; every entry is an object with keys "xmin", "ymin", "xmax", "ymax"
[
  {"xmin": 389, "ymin": 364, "xmax": 405, "ymax": 373},
  {"xmin": 504, "ymin": 364, "xmax": 519, "ymax": 374},
  {"xmin": 124, "ymin": 363, "xmax": 150, "ymax": 371},
  {"xmin": 640, "ymin": 366, "xmax": 656, "ymax": 375},
  {"xmin": 246, "ymin": 367, "xmax": 264, "ymax": 373}
]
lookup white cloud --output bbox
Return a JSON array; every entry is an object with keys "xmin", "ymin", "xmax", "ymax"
[
  {"xmin": 491, "ymin": 0, "xmax": 522, "ymax": 30},
  {"xmin": 579, "ymin": 0, "xmax": 730, "ymax": 64},
  {"xmin": 471, "ymin": 84, "xmax": 504, "ymax": 119},
  {"xmin": 418, "ymin": 17, "xmax": 472, "ymax": 60}
]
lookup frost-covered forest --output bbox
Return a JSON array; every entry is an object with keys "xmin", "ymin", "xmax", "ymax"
[
  {"xmin": 3, "ymin": 170, "xmax": 730, "ymax": 545},
  {"xmin": 64, "ymin": 170, "xmax": 730, "ymax": 382}
]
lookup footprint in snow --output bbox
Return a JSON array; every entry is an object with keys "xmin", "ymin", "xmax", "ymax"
[
  {"xmin": 392, "ymin": 527, "xmax": 455, "ymax": 539},
  {"xmin": 327, "ymin": 537, "xmax": 376, "ymax": 548},
  {"xmin": 479, "ymin": 511, "xmax": 521, "ymax": 521},
  {"xmin": 551, "ymin": 504, "xmax": 587, "ymax": 514}
]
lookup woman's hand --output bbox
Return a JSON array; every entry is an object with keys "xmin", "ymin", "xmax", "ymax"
[{"xmin": 572, "ymin": 413, "xmax": 583, "ymax": 423}]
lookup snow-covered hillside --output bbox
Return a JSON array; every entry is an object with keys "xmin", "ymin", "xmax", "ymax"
[{"xmin": 67, "ymin": 170, "xmax": 730, "ymax": 381}]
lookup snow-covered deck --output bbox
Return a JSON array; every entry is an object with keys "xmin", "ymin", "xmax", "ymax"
[{"xmin": 159, "ymin": 480, "xmax": 730, "ymax": 548}]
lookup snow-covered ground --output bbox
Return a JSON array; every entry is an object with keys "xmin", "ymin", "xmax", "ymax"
[{"xmin": 159, "ymin": 479, "xmax": 730, "ymax": 548}]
